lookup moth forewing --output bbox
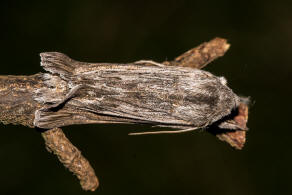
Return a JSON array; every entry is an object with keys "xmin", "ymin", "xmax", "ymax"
[{"xmin": 35, "ymin": 52, "xmax": 240, "ymax": 134}]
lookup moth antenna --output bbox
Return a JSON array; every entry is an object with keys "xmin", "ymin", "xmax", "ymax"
[{"xmin": 128, "ymin": 127, "xmax": 199, "ymax": 135}]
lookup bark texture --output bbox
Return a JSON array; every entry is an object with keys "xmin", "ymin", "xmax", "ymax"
[{"xmin": 42, "ymin": 128, "xmax": 99, "ymax": 191}]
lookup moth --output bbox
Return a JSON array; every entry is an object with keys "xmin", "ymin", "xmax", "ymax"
[{"xmin": 33, "ymin": 48, "xmax": 248, "ymax": 149}]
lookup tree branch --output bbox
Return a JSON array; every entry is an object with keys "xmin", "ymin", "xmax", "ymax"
[
  {"xmin": 0, "ymin": 37, "xmax": 248, "ymax": 191},
  {"xmin": 41, "ymin": 128, "xmax": 99, "ymax": 191},
  {"xmin": 163, "ymin": 37, "xmax": 230, "ymax": 68}
]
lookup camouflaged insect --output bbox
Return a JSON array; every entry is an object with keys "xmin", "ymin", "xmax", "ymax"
[{"xmin": 33, "ymin": 52, "xmax": 248, "ymax": 139}]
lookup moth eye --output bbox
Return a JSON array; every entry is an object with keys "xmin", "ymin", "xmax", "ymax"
[{"xmin": 219, "ymin": 77, "xmax": 227, "ymax": 85}]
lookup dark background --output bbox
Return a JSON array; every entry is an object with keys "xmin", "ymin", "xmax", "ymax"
[{"xmin": 0, "ymin": 0, "xmax": 290, "ymax": 194}]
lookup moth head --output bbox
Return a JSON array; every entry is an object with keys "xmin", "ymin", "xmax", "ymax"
[{"xmin": 207, "ymin": 97, "xmax": 250, "ymax": 149}]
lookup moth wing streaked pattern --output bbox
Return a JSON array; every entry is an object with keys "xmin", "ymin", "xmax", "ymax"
[{"xmin": 34, "ymin": 52, "xmax": 240, "ymax": 131}]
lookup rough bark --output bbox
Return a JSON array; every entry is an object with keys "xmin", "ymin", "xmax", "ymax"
[{"xmin": 42, "ymin": 128, "xmax": 99, "ymax": 191}]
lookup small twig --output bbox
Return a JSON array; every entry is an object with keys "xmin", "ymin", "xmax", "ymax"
[
  {"xmin": 41, "ymin": 128, "xmax": 99, "ymax": 191},
  {"xmin": 163, "ymin": 37, "xmax": 230, "ymax": 68}
]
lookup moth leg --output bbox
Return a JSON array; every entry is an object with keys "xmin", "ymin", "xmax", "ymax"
[
  {"xmin": 134, "ymin": 60, "xmax": 165, "ymax": 67},
  {"xmin": 209, "ymin": 103, "xmax": 249, "ymax": 150},
  {"xmin": 162, "ymin": 37, "xmax": 230, "ymax": 69},
  {"xmin": 218, "ymin": 120, "xmax": 248, "ymax": 131},
  {"xmin": 41, "ymin": 127, "xmax": 99, "ymax": 191},
  {"xmin": 43, "ymin": 84, "xmax": 83, "ymax": 111},
  {"xmin": 34, "ymin": 85, "xmax": 83, "ymax": 128}
]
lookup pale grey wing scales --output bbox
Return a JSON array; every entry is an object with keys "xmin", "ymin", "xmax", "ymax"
[
  {"xmin": 34, "ymin": 52, "xmax": 239, "ymax": 130},
  {"xmin": 68, "ymin": 64, "xmax": 237, "ymax": 128},
  {"xmin": 35, "ymin": 52, "xmax": 193, "ymax": 129},
  {"xmin": 67, "ymin": 66, "xmax": 195, "ymax": 126}
]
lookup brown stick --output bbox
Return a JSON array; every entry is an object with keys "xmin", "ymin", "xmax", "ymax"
[
  {"xmin": 41, "ymin": 128, "xmax": 99, "ymax": 191},
  {"xmin": 163, "ymin": 37, "xmax": 230, "ymax": 68}
]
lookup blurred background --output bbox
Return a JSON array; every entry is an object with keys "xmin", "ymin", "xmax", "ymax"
[{"xmin": 0, "ymin": 0, "xmax": 291, "ymax": 194}]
